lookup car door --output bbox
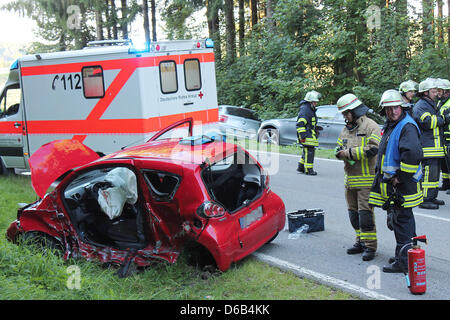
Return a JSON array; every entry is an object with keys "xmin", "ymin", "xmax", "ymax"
[
  {"xmin": 0, "ymin": 83, "xmax": 27, "ymax": 169},
  {"xmin": 316, "ymin": 105, "xmax": 337, "ymax": 147},
  {"xmin": 138, "ymin": 162, "xmax": 185, "ymax": 255}
]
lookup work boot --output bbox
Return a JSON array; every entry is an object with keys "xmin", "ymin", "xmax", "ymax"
[
  {"xmin": 419, "ymin": 201, "xmax": 439, "ymax": 210},
  {"xmin": 382, "ymin": 262, "xmax": 403, "ymax": 273},
  {"xmin": 433, "ymin": 199, "xmax": 445, "ymax": 205},
  {"xmin": 306, "ymin": 169, "xmax": 317, "ymax": 176},
  {"xmin": 388, "ymin": 256, "xmax": 396, "ymax": 264},
  {"xmin": 296, "ymin": 163, "xmax": 305, "ymax": 173},
  {"xmin": 362, "ymin": 248, "xmax": 376, "ymax": 261},
  {"xmin": 347, "ymin": 242, "xmax": 364, "ymax": 255}
]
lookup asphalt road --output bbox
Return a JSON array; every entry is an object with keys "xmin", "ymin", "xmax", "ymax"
[{"xmin": 250, "ymin": 150, "xmax": 450, "ymax": 300}]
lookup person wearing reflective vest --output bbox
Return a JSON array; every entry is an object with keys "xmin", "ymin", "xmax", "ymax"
[
  {"xmin": 369, "ymin": 89, "xmax": 423, "ymax": 273},
  {"xmin": 437, "ymin": 78, "xmax": 450, "ymax": 193},
  {"xmin": 296, "ymin": 90, "xmax": 321, "ymax": 175},
  {"xmin": 412, "ymin": 78, "xmax": 446, "ymax": 209},
  {"xmin": 335, "ymin": 93, "xmax": 381, "ymax": 261}
]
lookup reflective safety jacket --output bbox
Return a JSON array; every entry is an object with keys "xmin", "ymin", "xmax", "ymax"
[
  {"xmin": 369, "ymin": 113, "xmax": 424, "ymax": 209},
  {"xmin": 412, "ymin": 97, "xmax": 445, "ymax": 158},
  {"xmin": 296, "ymin": 100, "xmax": 318, "ymax": 147},
  {"xmin": 439, "ymin": 97, "xmax": 450, "ymax": 145},
  {"xmin": 337, "ymin": 115, "xmax": 381, "ymax": 189}
]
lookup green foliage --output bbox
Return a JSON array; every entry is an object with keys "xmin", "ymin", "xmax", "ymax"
[{"xmin": 217, "ymin": 0, "xmax": 450, "ymax": 119}]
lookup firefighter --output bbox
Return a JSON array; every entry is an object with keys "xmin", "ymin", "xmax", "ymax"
[
  {"xmin": 437, "ymin": 79, "xmax": 450, "ymax": 193},
  {"xmin": 335, "ymin": 93, "xmax": 381, "ymax": 261},
  {"xmin": 399, "ymin": 80, "xmax": 418, "ymax": 114},
  {"xmin": 296, "ymin": 90, "xmax": 321, "ymax": 175},
  {"xmin": 412, "ymin": 78, "xmax": 446, "ymax": 209},
  {"xmin": 369, "ymin": 89, "xmax": 423, "ymax": 273}
]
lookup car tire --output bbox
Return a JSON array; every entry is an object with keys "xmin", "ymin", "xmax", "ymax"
[
  {"xmin": 266, "ymin": 232, "xmax": 279, "ymax": 244},
  {"xmin": 21, "ymin": 231, "xmax": 63, "ymax": 254},
  {"xmin": 258, "ymin": 128, "xmax": 280, "ymax": 145}
]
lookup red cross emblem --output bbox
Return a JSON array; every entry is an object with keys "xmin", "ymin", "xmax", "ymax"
[{"xmin": 198, "ymin": 91, "xmax": 204, "ymax": 99}]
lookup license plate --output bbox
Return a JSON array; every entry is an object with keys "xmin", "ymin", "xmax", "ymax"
[{"xmin": 239, "ymin": 206, "xmax": 263, "ymax": 229}]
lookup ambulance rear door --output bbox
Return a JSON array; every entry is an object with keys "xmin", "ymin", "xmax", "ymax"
[{"xmin": 0, "ymin": 65, "xmax": 28, "ymax": 170}]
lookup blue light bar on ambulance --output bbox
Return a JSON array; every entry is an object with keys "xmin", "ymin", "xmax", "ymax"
[
  {"xmin": 128, "ymin": 41, "xmax": 151, "ymax": 54},
  {"xmin": 10, "ymin": 59, "xmax": 18, "ymax": 70},
  {"xmin": 205, "ymin": 38, "xmax": 214, "ymax": 48}
]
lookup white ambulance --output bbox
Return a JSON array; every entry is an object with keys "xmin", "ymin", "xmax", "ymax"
[{"xmin": 0, "ymin": 39, "xmax": 219, "ymax": 174}]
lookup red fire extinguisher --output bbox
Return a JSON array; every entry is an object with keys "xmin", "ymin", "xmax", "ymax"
[{"xmin": 400, "ymin": 235, "xmax": 427, "ymax": 295}]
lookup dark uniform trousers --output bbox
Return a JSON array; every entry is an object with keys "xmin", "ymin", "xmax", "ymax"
[
  {"xmin": 392, "ymin": 207, "xmax": 416, "ymax": 268},
  {"xmin": 346, "ymin": 188, "xmax": 377, "ymax": 251},
  {"xmin": 422, "ymin": 158, "xmax": 441, "ymax": 201},
  {"xmin": 299, "ymin": 146, "xmax": 315, "ymax": 170}
]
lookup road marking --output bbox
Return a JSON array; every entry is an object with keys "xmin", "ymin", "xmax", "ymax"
[
  {"xmin": 248, "ymin": 149, "xmax": 341, "ymax": 162},
  {"xmin": 414, "ymin": 211, "xmax": 450, "ymax": 223},
  {"xmin": 253, "ymin": 252, "xmax": 396, "ymax": 300}
]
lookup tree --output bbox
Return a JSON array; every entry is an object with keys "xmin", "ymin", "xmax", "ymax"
[
  {"xmin": 142, "ymin": 0, "xmax": 150, "ymax": 42},
  {"xmin": 224, "ymin": 0, "xmax": 236, "ymax": 65},
  {"xmin": 422, "ymin": 0, "xmax": 435, "ymax": 49},
  {"xmin": 150, "ymin": 0, "xmax": 157, "ymax": 41}
]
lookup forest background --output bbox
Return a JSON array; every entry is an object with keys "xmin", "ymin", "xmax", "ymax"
[{"xmin": 1, "ymin": 0, "xmax": 449, "ymax": 118}]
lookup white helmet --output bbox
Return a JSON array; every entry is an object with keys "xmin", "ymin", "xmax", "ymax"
[
  {"xmin": 304, "ymin": 90, "xmax": 321, "ymax": 102},
  {"xmin": 436, "ymin": 78, "xmax": 450, "ymax": 90},
  {"xmin": 379, "ymin": 89, "xmax": 408, "ymax": 108},
  {"xmin": 418, "ymin": 78, "xmax": 438, "ymax": 93},
  {"xmin": 336, "ymin": 93, "xmax": 363, "ymax": 113},
  {"xmin": 399, "ymin": 80, "xmax": 418, "ymax": 93}
]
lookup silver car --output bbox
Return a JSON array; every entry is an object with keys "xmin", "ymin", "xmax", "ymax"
[
  {"xmin": 257, "ymin": 105, "xmax": 346, "ymax": 148},
  {"xmin": 218, "ymin": 105, "xmax": 261, "ymax": 139}
]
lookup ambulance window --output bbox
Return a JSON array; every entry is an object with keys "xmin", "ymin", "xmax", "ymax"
[
  {"xmin": 184, "ymin": 59, "xmax": 201, "ymax": 91},
  {"xmin": 0, "ymin": 84, "xmax": 21, "ymax": 117},
  {"xmin": 159, "ymin": 61, "xmax": 178, "ymax": 94},
  {"xmin": 82, "ymin": 66, "xmax": 105, "ymax": 99}
]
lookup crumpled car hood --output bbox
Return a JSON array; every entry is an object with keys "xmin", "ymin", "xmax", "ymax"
[{"xmin": 29, "ymin": 139, "xmax": 99, "ymax": 198}]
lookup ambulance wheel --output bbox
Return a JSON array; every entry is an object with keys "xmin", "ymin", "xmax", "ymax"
[
  {"xmin": 258, "ymin": 128, "xmax": 279, "ymax": 145},
  {"xmin": 0, "ymin": 157, "xmax": 14, "ymax": 176}
]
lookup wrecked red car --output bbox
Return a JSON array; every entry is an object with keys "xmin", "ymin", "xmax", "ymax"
[{"xmin": 6, "ymin": 118, "xmax": 285, "ymax": 276}]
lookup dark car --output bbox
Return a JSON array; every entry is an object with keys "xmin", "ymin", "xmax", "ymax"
[
  {"xmin": 6, "ymin": 118, "xmax": 285, "ymax": 276},
  {"xmin": 257, "ymin": 105, "xmax": 346, "ymax": 148}
]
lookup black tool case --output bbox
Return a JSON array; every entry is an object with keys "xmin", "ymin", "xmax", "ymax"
[{"xmin": 287, "ymin": 209, "xmax": 325, "ymax": 233}]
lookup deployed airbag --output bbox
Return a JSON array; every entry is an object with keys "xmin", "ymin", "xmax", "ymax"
[{"xmin": 97, "ymin": 167, "xmax": 138, "ymax": 220}]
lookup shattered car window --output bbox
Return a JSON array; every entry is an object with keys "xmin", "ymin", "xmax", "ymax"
[{"xmin": 143, "ymin": 170, "xmax": 181, "ymax": 201}]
